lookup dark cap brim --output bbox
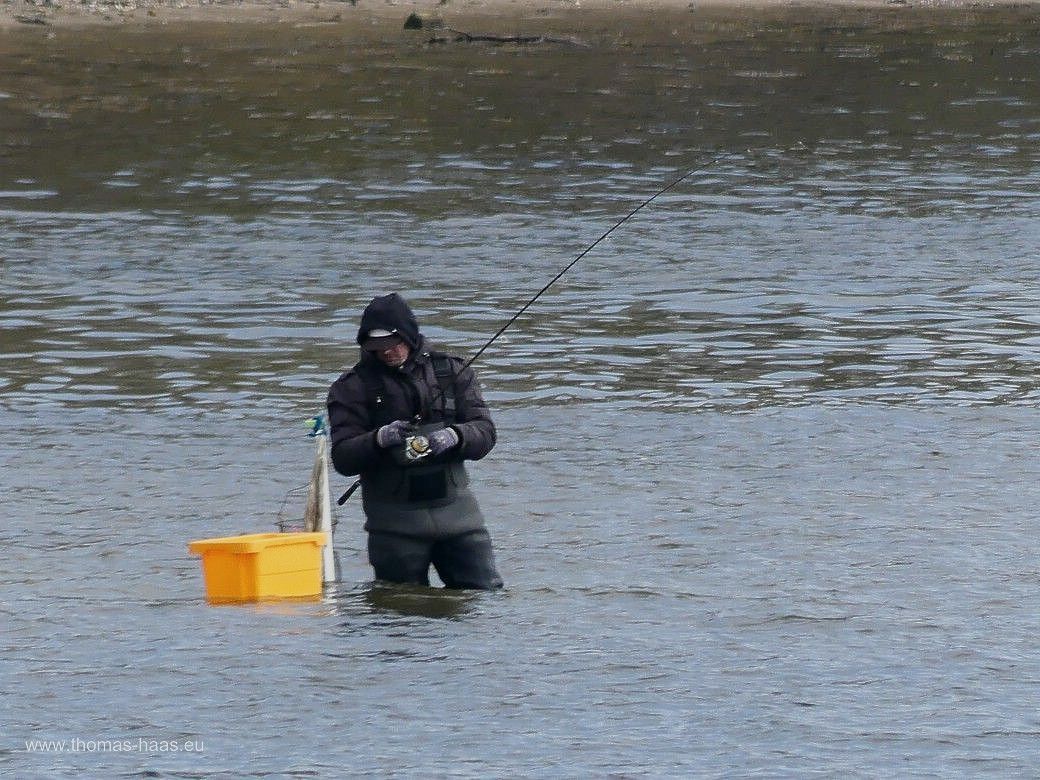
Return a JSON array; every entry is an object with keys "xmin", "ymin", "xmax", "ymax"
[{"xmin": 362, "ymin": 334, "xmax": 404, "ymax": 351}]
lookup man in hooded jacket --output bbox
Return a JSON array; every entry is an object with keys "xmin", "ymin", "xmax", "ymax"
[{"xmin": 326, "ymin": 293, "xmax": 503, "ymax": 590}]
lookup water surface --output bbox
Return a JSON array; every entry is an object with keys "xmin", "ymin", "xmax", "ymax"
[{"xmin": 2, "ymin": 6, "xmax": 1040, "ymax": 776}]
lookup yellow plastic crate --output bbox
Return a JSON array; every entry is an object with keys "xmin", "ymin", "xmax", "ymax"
[{"xmin": 187, "ymin": 532, "xmax": 327, "ymax": 603}]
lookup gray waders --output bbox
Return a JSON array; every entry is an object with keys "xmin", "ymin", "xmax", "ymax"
[{"xmin": 357, "ymin": 360, "xmax": 502, "ymax": 590}]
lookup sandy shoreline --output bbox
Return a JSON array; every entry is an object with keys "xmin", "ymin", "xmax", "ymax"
[{"xmin": 3, "ymin": 0, "xmax": 1038, "ymax": 31}]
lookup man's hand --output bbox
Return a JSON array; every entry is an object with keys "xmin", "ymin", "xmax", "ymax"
[
  {"xmin": 376, "ymin": 420, "xmax": 411, "ymax": 449},
  {"xmin": 427, "ymin": 426, "xmax": 460, "ymax": 456}
]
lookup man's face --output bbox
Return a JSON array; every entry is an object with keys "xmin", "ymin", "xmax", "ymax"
[{"xmin": 374, "ymin": 340, "xmax": 410, "ymax": 368}]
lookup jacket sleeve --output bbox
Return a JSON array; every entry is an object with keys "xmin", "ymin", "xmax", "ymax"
[
  {"xmin": 327, "ymin": 372, "xmax": 382, "ymax": 476},
  {"xmin": 449, "ymin": 360, "xmax": 497, "ymax": 461}
]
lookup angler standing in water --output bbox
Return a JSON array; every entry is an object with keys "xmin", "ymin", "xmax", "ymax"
[
  {"xmin": 326, "ymin": 293, "xmax": 503, "ymax": 590},
  {"xmin": 324, "ymin": 159, "xmax": 726, "ymax": 589}
]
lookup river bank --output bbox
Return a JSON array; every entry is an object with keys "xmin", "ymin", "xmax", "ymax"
[{"xmin": 2, "ymin": 0, "xmax": 1038, "ymax": 31}]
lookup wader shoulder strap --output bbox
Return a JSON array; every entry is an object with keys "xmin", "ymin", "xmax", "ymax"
[
  {"xmin": 428, "ymin": 351, "xmax": 456, "ymax": 422},
  {"xmin": 355, "ymin": 355, "xmax": 456, "ymax": 424}
]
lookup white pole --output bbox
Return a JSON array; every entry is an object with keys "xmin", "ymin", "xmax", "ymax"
[{"xmin": 316, "ymin": 431, "xmax": 336, "ymax": 584}]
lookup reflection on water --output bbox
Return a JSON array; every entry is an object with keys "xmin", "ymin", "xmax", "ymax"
[
  {"xmin": 2, "ymin": 8, "xmax": 1038, "ymax": 217},
  {"xmin": 337, "ymin": 582, "xmax": 479, "ymax": 621},
  {"xmin": 3, "ymin": 6, "xmax": 1040, "ymax": 777},
  {"xmin": 1, "ymin": 6, "xmax": 1038, "ymax": 415},
  {"xmin": 1, "ymin": 208, "xmax": 1037, "ymax": 412}
]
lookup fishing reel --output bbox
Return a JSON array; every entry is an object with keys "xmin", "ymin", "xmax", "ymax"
[
  {"xmin": 404, "ymin": 434, "xmax": 432, "ymax": 461},
  {"xmin": 390, "ymin": 421, "xmax": 446, "ymax": 466}
]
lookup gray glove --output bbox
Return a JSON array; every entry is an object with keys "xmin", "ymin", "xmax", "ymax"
[
  {"xmin": 427, "ymin": 426, "xmax": 460, "ymax": 456},
  {"xmin": 376, "ymin": 420, "xmax": 411, "ymax": 449}
]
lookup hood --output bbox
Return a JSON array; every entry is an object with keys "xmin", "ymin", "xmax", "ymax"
[{"xmin": 355, "ymin": 293, "xmax": 421, "ymax": 349}]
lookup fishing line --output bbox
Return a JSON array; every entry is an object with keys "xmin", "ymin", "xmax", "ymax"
[
  {"xmin": 461, "ymin": 150, "xmax": 736, "ymax": 371},
  {"xmin": 335, "ymin": 151, "xmax": 736, "ymax": 505}
]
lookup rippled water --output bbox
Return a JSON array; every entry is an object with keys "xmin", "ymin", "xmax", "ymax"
[{"xmin": 3, "ymin": 6, "xmax": 1040, "ymax": 777}]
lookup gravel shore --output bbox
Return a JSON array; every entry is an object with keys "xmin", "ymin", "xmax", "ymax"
[
  {"xmin": 2, "ymin": 0, "xmax": 377, "ymax": 28},
  {"xmin": 4, "ymin": 0, "xmax": 1037, "ymax": 31}
]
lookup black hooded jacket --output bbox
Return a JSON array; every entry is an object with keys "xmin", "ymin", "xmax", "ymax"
[
  {"xmin": 327, "ymin": 295, "xmax": 497, "ymax": 478},
  {"xmin": 355, "ymin": 292, "xmax": 421, "ymax": 350}
]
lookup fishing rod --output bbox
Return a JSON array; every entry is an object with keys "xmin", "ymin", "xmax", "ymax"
[
  {"xmin": 462, "ymin": 150, "xmax": 734, "ymax": 371},
  {"xmin": 335, "ymin": 151, "xmax": 734, "ymax": 504}
]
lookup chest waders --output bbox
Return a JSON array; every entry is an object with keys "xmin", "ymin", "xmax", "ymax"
[{"xmin": 355, "ymin": 353, "xmax": 486, "ymax": 539}]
